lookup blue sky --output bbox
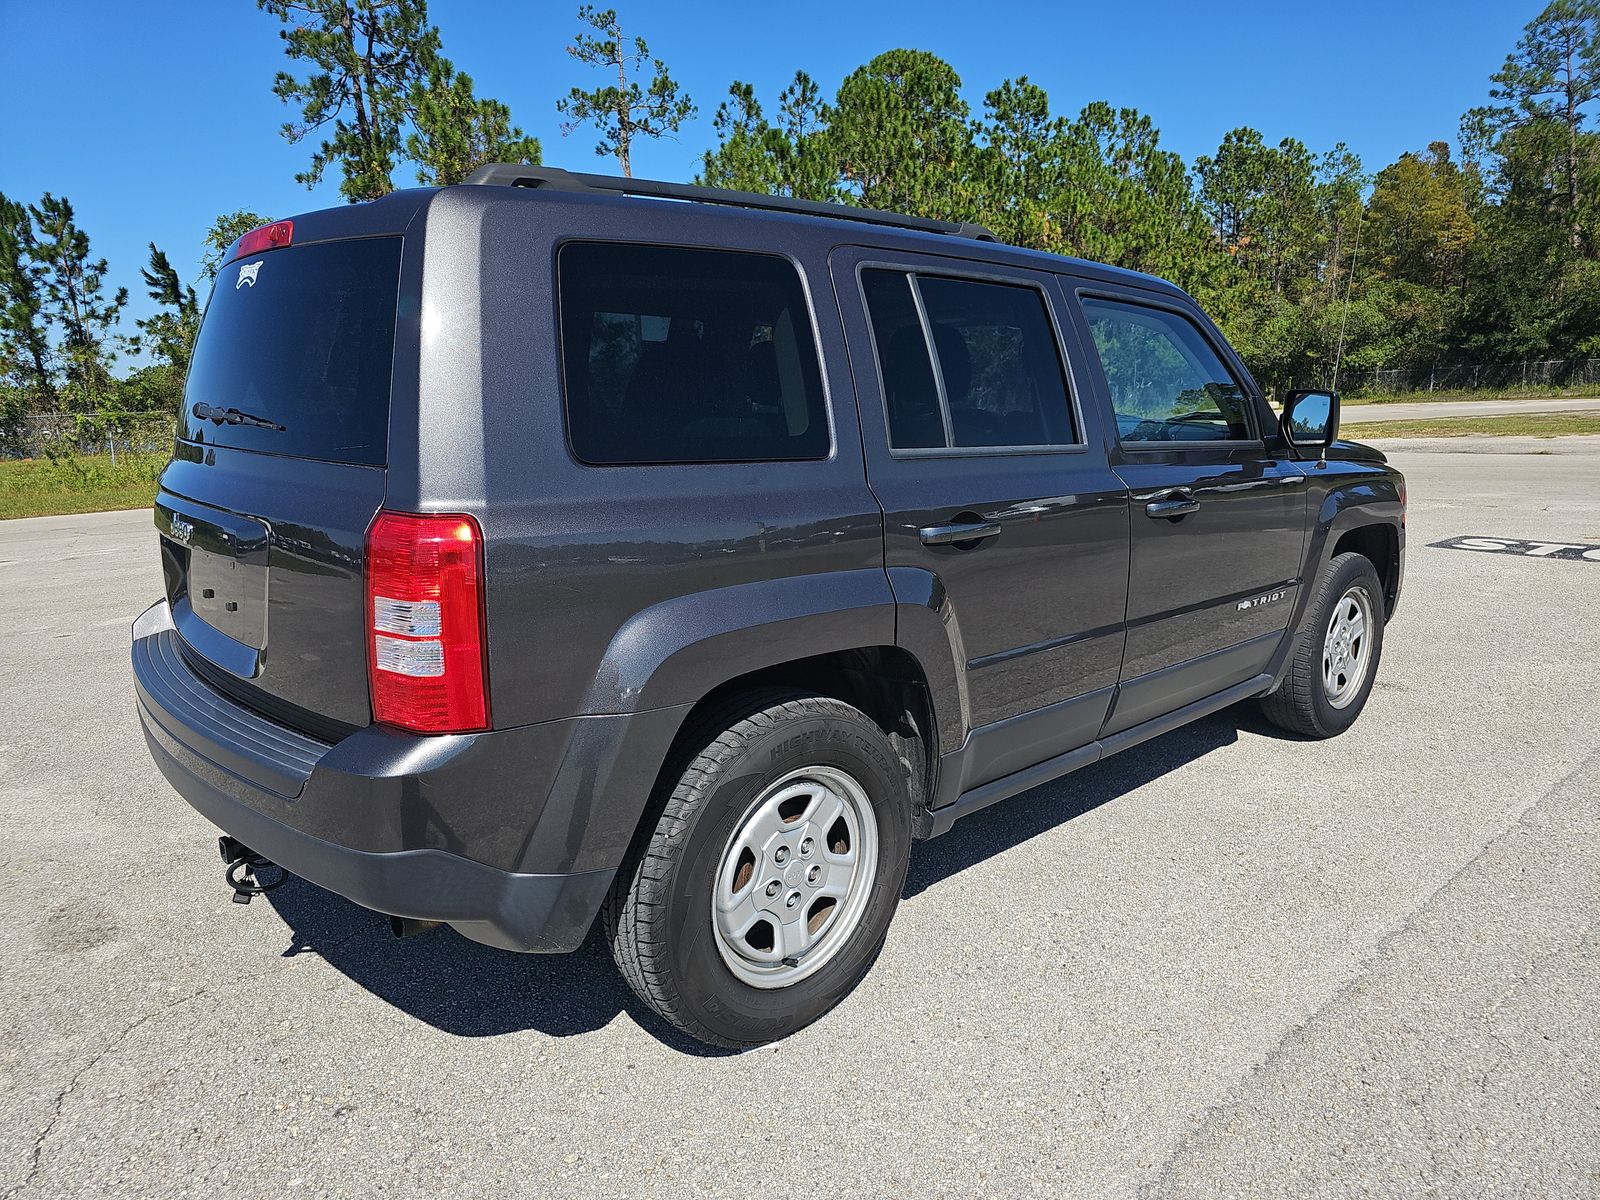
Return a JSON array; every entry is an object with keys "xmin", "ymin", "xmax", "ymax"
[{"xmin": 2, "ymin": 0, "xmax": 1530, "ymax": 358}]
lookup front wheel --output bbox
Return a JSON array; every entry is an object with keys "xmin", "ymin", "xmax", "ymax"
[
  {"xmin": 603, "ymin": 691, "xmax": 914, "ymax": 1048},
  {"xmin": 1259, "ymin": 551, "xmax": 1387, "ymax": 738}
]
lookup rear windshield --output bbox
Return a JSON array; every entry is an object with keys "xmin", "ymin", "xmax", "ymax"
[{"xmin": 181, "ymin": 237, "xmax": 401, "ymax": 466}]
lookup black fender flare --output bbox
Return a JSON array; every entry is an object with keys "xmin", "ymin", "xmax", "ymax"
[
  {"xmin": 885, "ymin": 566, "xmax": 970, "ymax": 755},
  {"xmin": 537, "ymin": 569, "xmax": 908, "ymax": 876},
  {"xmin": 579, "ymin": 568, "xmax": 900, "ymax": 715},
  {"xmin": 1269, "ymin": 470, "xmax": 1404, "ymax": 684}
]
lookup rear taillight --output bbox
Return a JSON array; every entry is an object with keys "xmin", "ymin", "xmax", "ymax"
[
  {"xmin": 365, "ymin": 511, "xmax": 489, "ymax": 734},
  {"xmin": 228, "ymin": 219, "xmax": 294, "ymax": 262}
]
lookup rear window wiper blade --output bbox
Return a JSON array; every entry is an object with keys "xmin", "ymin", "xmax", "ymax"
[{"xmin": 193, "ymin": 402, "xmax": 287, "ymax": 432}]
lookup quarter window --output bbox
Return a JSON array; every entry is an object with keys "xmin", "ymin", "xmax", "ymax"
[
  {"xmin": 1080, "ymin": 297, "xmax": 1254, "ymax": 443},
  {"xmin": 559, "ymin": 243, "xmax": 829, "ymax": 465},
  {"xmin": 862, "ymin": 270, "xmax": 1077, "ymax": 450}
]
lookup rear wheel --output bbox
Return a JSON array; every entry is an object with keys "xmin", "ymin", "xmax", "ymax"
[
  {"xmin": 1260, "ymin": 551, "xmax": 1386, "ymax": 738},
  {"xmin": 604, "ymin": 691, "xmax": 913, "ymax": 1048}
]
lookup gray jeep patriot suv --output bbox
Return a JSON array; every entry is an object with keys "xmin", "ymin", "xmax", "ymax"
[{"xmin": 133, "ymin": 166, "xmax": 1405, "ymax": 1048}]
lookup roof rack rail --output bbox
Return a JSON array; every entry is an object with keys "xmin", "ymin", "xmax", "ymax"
[{"xmin": 460, "ymin": 164, "xmax": 998, "ymax": 243}]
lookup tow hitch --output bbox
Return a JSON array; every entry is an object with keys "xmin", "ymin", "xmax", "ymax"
[{"xmin": 218, "ymin": 835, "xmax": 287, "ymax": 904}]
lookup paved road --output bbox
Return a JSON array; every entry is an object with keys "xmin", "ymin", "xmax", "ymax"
[
  {"xmin": 1342, "ymin": 395, "xmax": 1600, "ymax": 423},
  {"xmin": 2, "ymin": 440, "xmax": 1597, "ymax": 1198}
]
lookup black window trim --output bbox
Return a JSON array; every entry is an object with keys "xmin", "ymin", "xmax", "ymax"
[
  {"xmin": 1072, "ymin": 284, "xmax": 1268, "ymax": 452},
  {"xmin": 553, "ymin": 236, "xmax": 838, "ymax": 469},
  {"xmin": 905, "ymin": 275, "xmax": 957, "ymax": 449},
  {"xmin": 853, "ymin": 257, "xmax": 1091, "ymax": 459}
]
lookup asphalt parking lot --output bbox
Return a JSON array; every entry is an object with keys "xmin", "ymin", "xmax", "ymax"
[{"xmin": 2, "ymin": 438, "xmax": 1597, "ymax": 1199}]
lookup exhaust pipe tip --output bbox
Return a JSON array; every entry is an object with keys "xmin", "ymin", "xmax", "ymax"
[{"xmin": 389, "ymin": 915, "xmax": 443, "ymax": 939}]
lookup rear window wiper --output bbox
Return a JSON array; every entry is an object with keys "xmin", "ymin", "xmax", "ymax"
[{"xmin": 192, "ymin": 402, "xmax": 287, "ymax": 432}]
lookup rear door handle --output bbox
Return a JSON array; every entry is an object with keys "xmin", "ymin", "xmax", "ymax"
[
  {"xmin": 1145, "ymin": 492, "xmax": 1200, "ymax": 519},
  {"xmin": 919, "ymin": 520, "xmax": 1001, "ymax": 546}
]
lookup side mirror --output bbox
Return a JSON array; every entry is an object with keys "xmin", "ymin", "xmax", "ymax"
[{"xmin": 1281, "ymin": 389, "xmax": 1340, "ymax": 451}]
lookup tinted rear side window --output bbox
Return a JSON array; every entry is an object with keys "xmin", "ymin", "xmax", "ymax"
[
  {"xmin": 559, "ymin": 243, "xmax": 829, "ymax": 465},
  {"xmin": 182, "ymin": 237, "xmax": 401, "ymax": 466},
  {"xmin": 916, "ymin": 275, "xmax": 1077, "ymax": 448},
  {"xmin": 861, "ymin": 269, "xmax": 1077, "ymax": 450}
]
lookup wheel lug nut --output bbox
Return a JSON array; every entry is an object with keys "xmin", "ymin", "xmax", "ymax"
[
  {"xmin": 785, "ymin": 891, "xmax": 800, "ymax": 909},
  {"xmin": 806, "ymin": 864, "xmax": 821, "ymax": 884},
  {"xmin": 800, "ymin": 837, "xmax": 814, "ymax": 857},
  {"xmin": 774, "ymin": 847, "xmax": 790, "ymax": 865},
  {"xmin": 765, "ymin": 880, "xmax": 782, "ymax": 897}
]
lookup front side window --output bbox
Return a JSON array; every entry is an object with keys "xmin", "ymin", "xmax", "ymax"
[
  {"xmin": 559, "ymin": 243, "xmax": 829, "ymax": 465},
  {"xmin": 1080, "ymin": 297, "xmax": 1253, "ymax": 443},
  {"xmin": 862, "ymin": 269, "xmax": 1077, "ymax": 451}
]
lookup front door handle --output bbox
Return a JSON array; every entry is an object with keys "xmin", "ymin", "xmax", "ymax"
[
  {"xmin": 1145, "ymin": 493, "xmax": 1201, "ymax": 519},
  {"xmin": 919, "ymin": 520, "xmax": 1001, "ymax": 546}
]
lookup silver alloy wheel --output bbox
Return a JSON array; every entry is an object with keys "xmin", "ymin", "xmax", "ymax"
[
  {"xmin": 710, "ymin": 765, "xmax": 879, "ymax": 989},
  {"xmin": 1322, "ymin": 584, "xmax": 1374, "ymax": 708}
]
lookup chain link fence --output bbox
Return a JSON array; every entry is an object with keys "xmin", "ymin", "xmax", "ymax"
[
  {"xmin": 2, "ymin": 411, "xmax": 175, "ymax": 461},
  {"xmin": 1366, "ymin": 358, "xmax": 1600, "ymax": 396}
]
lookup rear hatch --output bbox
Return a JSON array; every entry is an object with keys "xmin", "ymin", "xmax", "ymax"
[{"xmin": 155, "ymin": 232, "xmax": 403, "ymax": 739}]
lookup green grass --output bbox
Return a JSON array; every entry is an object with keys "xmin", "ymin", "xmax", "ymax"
[
  {"xmin": 1351, "ymin": 412, "xmax": 1600, "ymax": 438},
  {"xmin": 0, "ymin": 453, "xmax": 164, "ymax": 520},
  {"xmin": 1343, "ymin": 385, "xmax": 1599, "ymax": 406}
]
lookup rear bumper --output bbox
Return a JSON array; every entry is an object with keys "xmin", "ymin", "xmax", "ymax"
[
  {"xmin": 132, "ymin": 600, "xmax": 686, "ymax": 952},
  {"xmin": 142, "ymin": 715, "xmax": 612, "ymax": 951}
]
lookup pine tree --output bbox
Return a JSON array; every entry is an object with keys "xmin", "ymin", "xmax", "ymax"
[
  {"xmin": 699, "ymin": 72, "xmax": 835, "ymax": 200},
  {"xmin": 827, "ymin": 50, "xmax": 974, "ymax": 219},
  {"xmin": 136, "ymin": 244, "xmax": 200, "ymax": 374},
  {"xmin": 28, "ymin": 194, "xmax": 125, "ymax": 412},
  {"xmin": 259, "ymin": 0, "xmax": 438, "ymax": 201},
  {"xmin": 1195, "ymin": 130, "xmax": 1322, "ymax": 296},
  {"xmin": 0, "ymin": 193, "xmax": 57, "ymax": 409},
  {"xmin": 408, "ymin": 55, "xmax": 541, "ymax": 185},
  {"xmin": 1055, "ymin": 102, "xmax": 1212, "ymax": 288},
  {"xmin": 969, "ymin": 79, "xmax": 1067, "ymax": 250},
  {"xmin": 1469, "ymin": 0, "xmax": 1599, "ymax": 251},
  {"xmin": 557, "ymin": 6, "xmax": 695, "ymax": 178}
]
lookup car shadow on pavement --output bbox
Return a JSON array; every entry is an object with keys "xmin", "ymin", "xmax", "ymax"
[
  {"xmin": 256, "ymin": 703, "xmax": 1269, "ymax": 1052},
  {"xmin": 903, "ymin": 707, "xmax": 1252, "ymax": 897},
  {"xmin": 262, "ymin": 880, "xmax": 736, "ymax": 1054}
]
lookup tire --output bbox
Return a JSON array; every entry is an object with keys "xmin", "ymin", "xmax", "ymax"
[
  {"xmin": 1259, "ymin": 551, "xmax": 1386, "ymax": 738},
  {"xmin": 603, "ymin": 690, "xmax": 914, "ymax": 1048}
]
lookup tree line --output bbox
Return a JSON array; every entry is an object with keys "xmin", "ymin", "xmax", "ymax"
[
  {"xmin": 697, "ymin": 3, "xmax": 1598, "ymax": 392},
  {"xmin": 2, "ymin": 0, "xmax": 1596, "ymax": 445}
]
